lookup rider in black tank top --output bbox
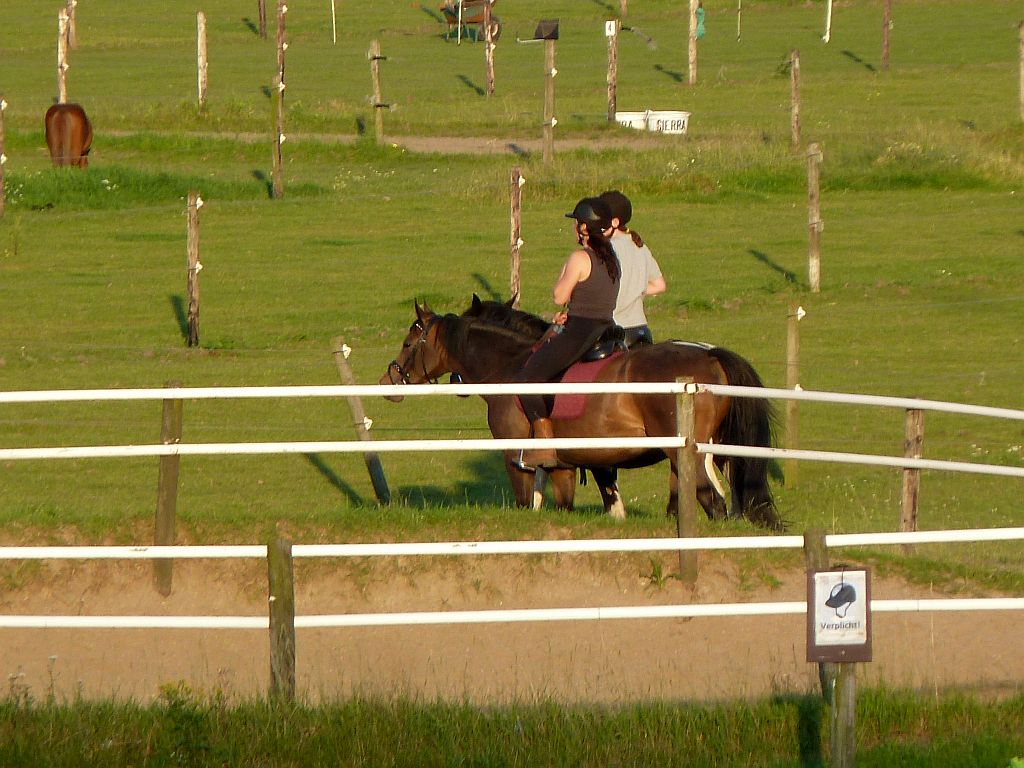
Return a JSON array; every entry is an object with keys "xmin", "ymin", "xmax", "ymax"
[{"xmin": 512, "ymin": 197, "xmax": 621, "ymax": 471}]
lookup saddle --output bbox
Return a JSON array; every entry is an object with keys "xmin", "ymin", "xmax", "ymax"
[
  {"xmin": 516, "ymin": 349, "xmax": 625, "ymax": 421},
  {"xmin": 580, "ymin": 324, "xmax": 627, "ymax": 362}
]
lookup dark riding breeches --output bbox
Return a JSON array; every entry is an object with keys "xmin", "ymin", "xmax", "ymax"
[{"xmin": 513, "ymin": 315, "xmax": 611, "ymax": 422}]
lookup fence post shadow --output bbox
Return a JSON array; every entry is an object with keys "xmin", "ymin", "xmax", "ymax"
[{"xmin": 169, "ymin": 295, "xmax": 189, "ymax": 342}]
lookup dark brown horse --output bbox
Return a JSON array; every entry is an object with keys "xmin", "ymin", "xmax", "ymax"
[
  {"xmin": 44, "ymin": 103, "xmax": 93, "ymax": 168},
  {"xmin": 380, "ymin": 299, "xmax": 782, "ymax": 530}
]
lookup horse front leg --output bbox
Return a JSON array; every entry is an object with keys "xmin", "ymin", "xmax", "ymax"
[
  {"xmin": 503, "ymin": 450, "xmax": 537, "ymax": 507},
  {"xmin": 546, "ymin": 467, "xmax": 576, "ymax": 510},
  {"xmin": 590, "ymin": 467, "xmax": 625, "ymax": 520},
  {"xmin": 666, "ymin": 457, "xmax": 728, "ymax": 521}
]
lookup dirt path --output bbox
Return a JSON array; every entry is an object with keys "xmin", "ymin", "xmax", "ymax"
[{"xmin": 3, "ymin": 553, "xmax": 1020, "ymax": 704}]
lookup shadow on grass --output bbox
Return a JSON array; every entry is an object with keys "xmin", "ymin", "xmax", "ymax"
[
  {"xmin": 251, "ymin": 169, "xmax": 273, "ymax": 199},
  {"xmin": 394, "ymin": 453, "xmax": 607, "ymax": 515},
  {"xmin": 169, "ymin": 294, "xmax": 189, "ymax": 342},
  {"xmin": 470, "ymin": 273, "xmax": 501, "ymax": 301},
  {"xmin": 772, "ymin": 693, "xmax": 825, "ymax": 768},
  {"xmin": 654, "ymin": 63, "xmax": 684, "ymax": 83},
  {"xmin": 304, "ymin": 454, "xmax": 365, "ymax": 505},
  {"xmin": 419, "ymin": 5, "xmax": 444, "ymax": 23},
  {"xmin": 457, "ymin": 74, "xmax": 485, "ymax": 96},
  {"xmin": 841, "ymin": 50, "xmax": 876, "ymax": 73},
  {"xmin": 749, "ymin": 249, "xmax": 798, "ymax": 284}
]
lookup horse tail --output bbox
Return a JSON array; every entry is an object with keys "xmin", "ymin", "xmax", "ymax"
[
  {"xmin": 44, "ymin": 104, "xmax": 91, "ymax": 168},
  {"xmin": 708, "ymin": 346, "xmax": 783, "ymax": 531}
]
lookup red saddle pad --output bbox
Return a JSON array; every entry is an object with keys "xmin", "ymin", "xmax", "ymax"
[{"xmin": 516, "ymin": 351, "xmax": 624, "ymax": 421}]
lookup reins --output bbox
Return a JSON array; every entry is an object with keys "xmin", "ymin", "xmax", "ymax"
[{"xmin": 386, "ymin": 315, "xmax": 443, "ymax": 386}]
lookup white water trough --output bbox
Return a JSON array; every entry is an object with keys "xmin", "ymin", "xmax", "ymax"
[{"xmin": 615, "ymin": 109, "xmax": 690, "ymax": 135}]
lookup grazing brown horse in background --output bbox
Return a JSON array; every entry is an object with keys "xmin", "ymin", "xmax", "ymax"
[
  {"xmin": 380, "ymin": 299, "xmax": 783, "ymax": 530},
  {"xmin": 44, "ymin": 103, "xmax": 93, "ymax": 168}
]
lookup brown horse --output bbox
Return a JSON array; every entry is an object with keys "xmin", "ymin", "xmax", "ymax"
[
  {"xmin": 44, "ymin": 103, "xmax": 93, "ymax": 168},
  {"xmin": 380, "ymin": 299, "xmax": 782, "ymax": 530}
]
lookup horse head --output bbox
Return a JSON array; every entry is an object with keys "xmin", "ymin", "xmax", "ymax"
[{"xmin": 379, "ymin": 300, "xmax": 448, "ymax": 402}]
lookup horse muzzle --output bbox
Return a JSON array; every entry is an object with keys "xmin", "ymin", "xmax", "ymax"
[{"xmin": 380, "ymin": 363, "xmax": 406, "ymax": 402}]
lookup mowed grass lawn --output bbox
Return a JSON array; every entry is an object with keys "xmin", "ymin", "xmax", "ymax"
[{"xmin": 0, "ymin": 0, "xmax": 1021, "ymax": 585}]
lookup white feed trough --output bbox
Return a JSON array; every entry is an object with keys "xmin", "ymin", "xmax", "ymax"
[{"xmin": 615, "ymin": 109, "xmax": 689, "ymax": 135}]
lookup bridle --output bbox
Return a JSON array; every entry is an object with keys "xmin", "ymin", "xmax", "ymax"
[{"xmin": 386, "ymin": 315, "xmax": 442, "ymax": 386}]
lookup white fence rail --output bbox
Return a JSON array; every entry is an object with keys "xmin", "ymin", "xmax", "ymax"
[
  {"xmin": 2, "ymin": 528, "xmax": 1023, "ymax": 630},
  {"xmin": 2, "ymin": 383, "xmax": 1023, "ymax": 479}
]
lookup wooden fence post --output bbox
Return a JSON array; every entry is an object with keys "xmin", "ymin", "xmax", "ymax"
[
  {"xmin": 271, "ymin": 0, "xmax": 287, "ymax": 199},
  {"xmin": 790, "ymin": 50, "xmax": 801, "ymax": 148},
  {"xmin": 687, "ymin": 0, "xmax": 698, "ymax": 85},
  {"xmin": 806, "ymin": 143, "xmax": 823, "ymax": 293},
  {"xmin": 186, "ymin": 191, "xmax": 202, "ymax": 347},
  {"xmin": 606, "ymin": 20, "xmax": 619, "ymax": 122},
  {"xmin": 1019, "ymin": 21, "xmax": 1023, "ymax": 123},
  {"xmin": 881, "ymin": 0, "xmax": 893, "ymax": 72},
  {"xmin": 258, "ymin": 0, "xmax": 267, "ymax": 39},
  {"xmin": 197, "ymin": 11, "xmax": 208, "ymax": 110},
  {"xmin": 270, "ymin": 74, "xmax": 285, "ymax": 199},
  {"xmin": 267, "ymin": 537, "xmax": 296, "ymax": 702},
  {"xmin": 57, "ymin": 8, "xmax": 69, "ymax": 103},
  {"xmin": 542, "ymin": 38, "xmax": 556, "ymax": 163},
  {"xmin": 154, "ymin": 381, "xmax": 183, "ymax": 597},
  {"xmin": 832, "ymin": 662, "xmax": 857, "ymax": 768},
  {"xmin": 675, "ymin": 377, "xmax": 698, "ymax": 585},
  {"xmin": 785, "ymin": 303, "xmax": 802, "ymax": 488},
  {"xmin": 620, "ymin": 0, "xmax": 628, "ymax": 17},
  {"xmin": 483, "ymin": 1, "xmax": 495, "ymax": 96},
  {"xmin": 0, "ymin": 97, "xmax": 7, "ymax": 219},
  {"xmin": 803, "ymin": 528, "xmax": 836, "ymax": 700},
  {"xmin": 368, "ymin": 39, "xmax": 386, "ymax": 144},
  {"xmin": 332, "ymin": 338, "xmax": 392, "ymax": 505},
  {"xmin": 900, "ymin": 408, "xmax": 924, "ymax": 546},
  {"xmin": 509, "ymin": 167, "xmax": 523, "ymax": 306},
  {"xmin": 66, "ymin": 0, "xmax": 78, "ymax": 49}
]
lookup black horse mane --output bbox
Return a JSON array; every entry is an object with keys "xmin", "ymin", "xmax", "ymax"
[
  {"xmin": 437, "ymin": 311, "xmax": 537, "ymax": 364},
  {"xmin": 460, "ymin": 296, "xmax": 549, "ymax": 341}
]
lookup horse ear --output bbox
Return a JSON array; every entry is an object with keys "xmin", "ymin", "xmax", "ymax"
[
  {"xmin": 471, "ymin": 294, "xmax": 482, "ymax": 310},
  {"xmin": 415, "ymin": 300, "xmax": 433, "ymax": 323},
  {"xmin": 506, "ymin": 294, "xmax": 518, "ymax": 308}
]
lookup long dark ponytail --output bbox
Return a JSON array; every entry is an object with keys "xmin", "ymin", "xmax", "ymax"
[{"xmin": 584, "ymin": 229, "xmax": 620, "ymax": 282}]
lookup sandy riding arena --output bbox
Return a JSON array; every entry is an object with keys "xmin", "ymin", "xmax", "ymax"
[{"xmin": 3, "ymin": 552, "xmax": 1021, "ymax": 704}]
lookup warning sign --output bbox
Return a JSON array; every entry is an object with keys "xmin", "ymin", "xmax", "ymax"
[{"xmin": 807, "ymin": 568, "xmax": 872, "ymax": 663}]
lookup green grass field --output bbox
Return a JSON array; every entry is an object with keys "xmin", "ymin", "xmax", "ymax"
[{"xmin": 1, "ymin": 0, "xmax": 1023, "ymax": 761}]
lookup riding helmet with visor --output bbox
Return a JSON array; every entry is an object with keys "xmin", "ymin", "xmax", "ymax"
[{"xmin": 565, "ymin": 197, "xmax": 613, "ymax": 236}]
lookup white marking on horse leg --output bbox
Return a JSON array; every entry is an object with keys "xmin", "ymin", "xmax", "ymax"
[
  {"xmin": 607, "ymin": 492, "xmax": 626, "ymax": 520},
  {"xmin": 532, "ymin": 469, "xmax": 546, "ymax": 510}
]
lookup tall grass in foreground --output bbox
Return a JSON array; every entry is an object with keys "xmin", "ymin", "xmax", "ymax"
[{"xmin": 1, "ymin": 685, "xmax": 1022, "ymax": 767}]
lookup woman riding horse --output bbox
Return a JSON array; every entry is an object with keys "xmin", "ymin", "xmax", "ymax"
[
  {"xmin": 512, "ymin": 197, "xmax": 620, "ymax": 471},
  {"xmin": 381, "ymin": 300, "xmax": 782, "ymax": 530}
]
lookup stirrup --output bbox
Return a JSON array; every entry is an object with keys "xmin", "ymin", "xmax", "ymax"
[{"xmin": 511, "ymin": 450, "xmax": 538, "ymax": 473}]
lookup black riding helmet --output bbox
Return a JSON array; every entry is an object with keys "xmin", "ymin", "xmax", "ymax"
[
  {"xmin": 599, "ymin": 190, "xmax": 632, "ymax": 227},
  {"xmin": 565, "ymin": 196, "xmax": 613, "ymax": 236}
]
